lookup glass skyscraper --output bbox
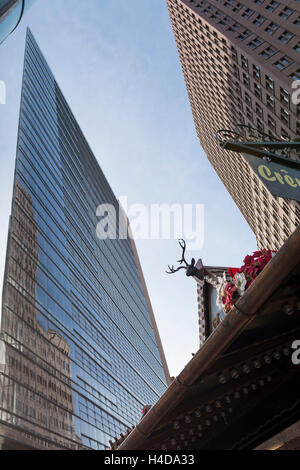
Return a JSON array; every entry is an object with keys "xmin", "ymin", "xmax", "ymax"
[
  {"xmin": 0, "ymin": 1, "xmax": 35, "ymax": 45},
  {"xmin": 0, "ymin": 28, "xmax": 170, "ymax": 450}
]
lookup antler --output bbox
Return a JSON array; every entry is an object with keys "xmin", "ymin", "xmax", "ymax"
[
  {"xmin": 177, "ymin": 239, "xmax": 188, "ymax": 266},
  {"xmin": 166, "ymin": 264, "xmax": 187, "ymax": 274},
  {"xmin": 166, "ymin": 239, "xmax": 189, "ymax": 274}
]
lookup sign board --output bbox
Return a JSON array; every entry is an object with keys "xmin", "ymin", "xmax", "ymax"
[{"xmin": 243, "ymin": 153, "xmax": 300, "ymax": 202}]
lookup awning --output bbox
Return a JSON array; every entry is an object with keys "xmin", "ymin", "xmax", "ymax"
[{"xmin": 118, "ymin": 225, "xmax": 300, "ymax": 450}]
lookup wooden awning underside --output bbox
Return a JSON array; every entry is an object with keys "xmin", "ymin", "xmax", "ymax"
[{"xmin": 118, "ymin": 226, "xmax": 300, "ymax": 450}]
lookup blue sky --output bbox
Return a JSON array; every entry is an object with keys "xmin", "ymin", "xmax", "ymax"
[{"xmin": 0, "ymin": 0, "xmax": 257, "ymax": 377}]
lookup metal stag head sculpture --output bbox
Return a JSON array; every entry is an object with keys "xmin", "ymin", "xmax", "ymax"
[{"xmin": 166, "ymin": 239, "xmax": 204, "ymax": 281}]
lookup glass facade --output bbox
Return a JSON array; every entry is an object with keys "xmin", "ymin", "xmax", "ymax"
[
  {"xmin": 0, "ymin": 29, "xmax": 168, "ymax": 450},
  {"xmin": 0, "ymin": 0, "xmax": 35, "ymax": 45}
]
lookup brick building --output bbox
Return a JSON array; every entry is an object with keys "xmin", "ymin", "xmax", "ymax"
[{"xmin": 167, "ymin": 0, "xmax": 300, "ymax": 250}]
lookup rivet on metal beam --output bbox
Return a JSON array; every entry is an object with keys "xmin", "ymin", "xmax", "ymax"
[
  {"xmin": 242, "ymin": 363, "xmax": 251, "ymax": 374},
  {"xmin": 242, "ymin": 387, "xmax": 249, "ymax": 395},
  {"xmin": 205, "ymin": 405, "xmax": 212, "ymax": 413},
  {"xmin": 234, "ymin": 391, "xmax": 241, "ymax": 399},
  {"xmin": 173, "ymin": 421, "xmax": 180, "ymax": 430},
  {"xmin": 224, "ymin": 395, "xmax": 231, "ymax": 404},
  {"xmin": 218, "ymin": 373, "xmax": 227, "ymax": 384},
  {"xmin": 264, "ymin": 354, "xmax": 271, "ymax": 364},
  {"xmin": 231, "ymin": 369, "xmax": 239, "ymax": 379},
  {"xmin": 195, "ymin": 409, "xmax": 201, "ymax": 418},
  {"xmin": 283, "ymin": 303, "xmax": 294, "ymax": 316},
  {"xmin": 273, "ymin": 351, "xmax": 281, "ymax": 360},
  {"xmin": 215, "ymin": 400, "xmax": 222, "ymax": 408},
  {"xmin": 184, "ymin": 415, "xmax": 192, "ymax": 424},
  {"xmin": 253, "ymin": 359, "xmax": 261, "ymax": 369}
]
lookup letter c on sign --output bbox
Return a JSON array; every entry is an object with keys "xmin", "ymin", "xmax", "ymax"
[{"xmin": 258, "ymin": 165, "xmax": 276, "ymax": 182}]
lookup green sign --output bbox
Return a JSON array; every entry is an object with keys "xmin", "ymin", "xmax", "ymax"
[{"xmin": 243, "ymin": 153, "xmax": 300, "ymax": 202}]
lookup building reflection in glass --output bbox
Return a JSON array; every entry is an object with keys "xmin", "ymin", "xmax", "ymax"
[
  {"xmin": 0, "ymin": 182, "xmax": 84, "ymax": 450},
  {"xmin": 0, "ymin": 29, "xmax": 169, "ymax": 450}
]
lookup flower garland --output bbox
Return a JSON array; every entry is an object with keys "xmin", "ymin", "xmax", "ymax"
[{"xmin": 216, "ymin": 249, "xmax": 276, "ymax": 313}]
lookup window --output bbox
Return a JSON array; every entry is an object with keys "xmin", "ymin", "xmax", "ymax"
[
  {"xmin": 265, "ymin": 1, "xmax": 279, "ymax": 12},
  {"xmin": 256, "ymin": 102, "xmax": 263, "ymax": 117},
  {"xmin": 242, "ymin": 72, "xmax": 250, "ymax": 88},
  {"xmin": 294, "ymin": 43, "xmax": 300, "ymax": 53},
  {"xmin": 278, "ymin": 30, "xmax": 294, "ymax": 43},
  {"xmin": 289, "ymin": 69, "xmax": 300, "ymax": 80},
  {"xmin": 242, "ymin": 8, "xmax": 254, "ymax": 19},
  {"xmin": 232, "ymin": 3, "xmax": 243, "ymax": 13},
  {"xmin": 280, "ymin": 107, "xmax": 290, "ymax": 125},
  {"xmin": 254, "ymin": 82, "xmax": 262, "ymax": 98},
  {"xmin": 265, "ymin": 75, "xmax": 274, "ymax": 92},
  {"xmin": 237, "ymin": 30, "xmax": 250, "ymax": 40},
  {"xmin": 260, "ymin": 46, "xmax": 277, "ymax": 59},
  {"xmin": 279, "ymin": 7, "xmax": 294, "ymax": 20},
  {"xmin": 281, "ymin": 128, "xmax": 290, "ymax": 140},
  {"xmin": 267, "ymin": 115, "xmax": 276, "ymax": 132},
  {"xmin": 266, "ymin": 94, "xmax": 275, "ymax": 110},
  {"xmin": 274, "ymin": 56, "xmax": 293, "ymax": 70},
  {"xmin": 253, "ymin": 15, "xmax": 266, "ymax": 27},
  {"xmin": 265, "ymin": 22, "xmax": 279, "ymax": 35},
  {"xmin": 248, "ymin": 37, "xmax": 263, "ymax": 49},
  {"xmin": 246, "ymin": 107, "xmax": 253, "ymax": 122},
  {"xmin": 232, "ymin": 63, "xmax": 239, "ymax": 78},
  {"xmin": 245, "ymin": 91, "xmax": 252, "ymax": 106},
  {"xmin": 253, "ymin": 65, "xmax": 261, "ymax": 81},
  {"xmin": 293, "ymin": 17, "xmax": 300, "ymax": 27},
  {"xmin": 241, "ymin": 55, "xmax": 248, "ymax": 69},
  {"xmin": 257, "ymin": 118, "xmax": 264, "ymax": 131},
  {"xmin": 280, "ymin": 87, "xmax": 290, "ymax": 106}
]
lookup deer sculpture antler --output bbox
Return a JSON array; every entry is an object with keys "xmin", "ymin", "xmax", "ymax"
[
  {"xmin": 166, "ymin": 264, "xmax": 187, "ymax": 274},
  {"xmin": 166, "ymin": 239, "xmax": 203, "ymax": 279},
  {"xmin": 166, "ymin": 240, "xmax": 222, "ymax": 287},
  {"xmin": 166, "ymin": 239, "xmax": 192, "ymax": 274},
  {"xmin": 166, "ymin": 239, "xmax": 188, "ymax": 274},
  {"xmin": 177, "ymin": 239, "xmax": 188, "ymax": 266}
]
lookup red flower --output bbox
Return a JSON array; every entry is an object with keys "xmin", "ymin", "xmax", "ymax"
[
  {"xmin": 222, "ymin": 249, "xmax": 277, "ymax": 313},
  {"xmin": 228, "ymin": 267, "xmax": 240, "ymax": 279},
  {"xmin": 223, "ymin": 282, "xmax": 239, "ymax": 311}
]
